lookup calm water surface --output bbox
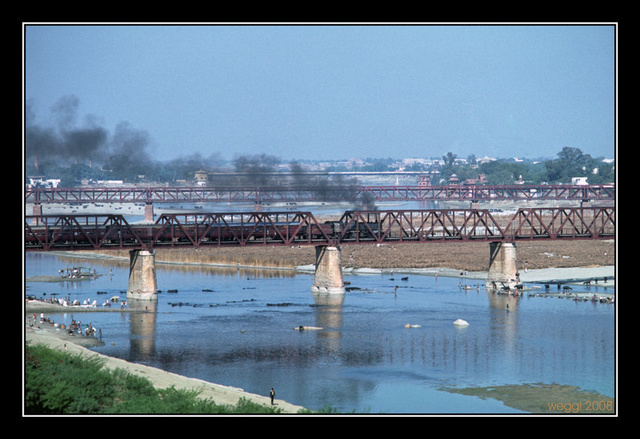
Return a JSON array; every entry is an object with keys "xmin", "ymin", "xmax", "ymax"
[{"xmin": 25, "ymin": 252, "xmax": 615, "ymax": 414}]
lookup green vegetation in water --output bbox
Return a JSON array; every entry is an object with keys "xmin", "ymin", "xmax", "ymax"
[
  {"xmin": 440, "ymin": 383, "xmax": 615, "ymax": 414},
  {"xmin": 24, "ymin": 343, "xmax": 296, "ymax": 414}
]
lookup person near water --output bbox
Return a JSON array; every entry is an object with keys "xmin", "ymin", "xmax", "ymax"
[{"xmin": 270, "ymin": 388, "xmax": 275, "ymax": 405}]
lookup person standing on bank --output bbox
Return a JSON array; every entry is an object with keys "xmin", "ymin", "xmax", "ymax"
[{"xmin": 270, "ymin": 388, "xmax": 275, "ymax": 405}]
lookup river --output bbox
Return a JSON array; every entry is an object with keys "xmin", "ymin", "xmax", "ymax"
[{"xmin": 24, "ymin": 250, "xmax": 615, "ymax": 414}]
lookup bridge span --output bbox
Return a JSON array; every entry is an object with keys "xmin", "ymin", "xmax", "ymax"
[
  {"xmin": 26, "ymin": 184, "xmax": 614, "ymax": 204},
  {"xmin": 25, "ymin": 207, "xmax": 615, "ymax": 298}
]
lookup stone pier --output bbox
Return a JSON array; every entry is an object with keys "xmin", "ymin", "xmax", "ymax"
[
  {"xmin": 127, "ymin": 249, "xmax": 158, "ymax": 300},
  {"xmin": 486, "ymin": 242, "xmax": 519, "ymax": 289},
  {"xmin": 144, "ymin": 202, "xmax": 155, "ymax": 222},
  {"xmin": 311, "ymin": 245, "xmax": 345, "ymax": 294},
  {"xmin": 32, "ymin": 203, "xmax": 43, "ymax": 225}
]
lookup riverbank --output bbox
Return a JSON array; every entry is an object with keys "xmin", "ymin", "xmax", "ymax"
[
  {"xmin": 25, "ymin": 326, "xmax": 307, "ymax": 414},
  {"xmin": 25, "ymin": 300, "xmax": 143, "ymax": 314}
]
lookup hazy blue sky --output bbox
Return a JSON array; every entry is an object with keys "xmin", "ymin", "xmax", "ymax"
[{"xmin": 24, "ymin": 24, "xmax": 616, "ymax": 163}]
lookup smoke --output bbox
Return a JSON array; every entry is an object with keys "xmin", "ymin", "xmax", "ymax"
[
  {"xmin": 313, "ymin": 173, "xmax": 359, "ymax": 202},
  {"xmin": 25, "ymin": 95, "xmax": 149, "ymax": 174},
  {"xmin": 231, "ymin": 153, "xmax": 281, "ymax": 186},
  {"xmin": 102, "ymin": 121, "xmax": 151, "ymax": 174},
  {"xmin": 224, "ymin": 154, "xmax": 361, "ymax": 203},
  {"xmin": 25, "ymin": 95, "xmax": 366, "ymax": 206}
]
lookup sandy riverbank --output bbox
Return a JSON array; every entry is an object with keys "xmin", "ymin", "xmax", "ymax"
[
  {"xmin": 59, "ymin": 237, "xmax": 615, "ymax": 273},
  {"xmin": 25, "ymin": 300, "xmax": 142, "ymax": 314}
]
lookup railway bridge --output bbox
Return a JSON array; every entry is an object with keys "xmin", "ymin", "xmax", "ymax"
[
  {"xmin": 26, "ymin": 184, "xmax": 615, "ymax": 219},
  {"xmin": 25, "ymin": 207, "xmax": 615, "ymax": 298}
]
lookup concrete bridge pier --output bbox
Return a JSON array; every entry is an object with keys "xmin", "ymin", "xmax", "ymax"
[
  {"xmin": 486, "ymin": 242, "xmax": 520, "ymax": 290},
  {"xmin": 32, "ymin": 203, "xmax": 43, "ymax": 225},
  {"xmin": 127, "ymin": 249, "xmax": 158, "ymax": 300},
  {"xmin": 144, "ymin": 202, "xmax": 155, "ymax": 222},
  {"xmin": 311, "ymin": 245, "xmax": 345, "ymax": 294}
]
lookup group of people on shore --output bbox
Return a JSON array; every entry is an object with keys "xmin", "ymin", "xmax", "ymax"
[
  {"xmin": 27, "ymin": 295, "xmax": 128, "ymax": 309},
  {"xmin": 26, "ymin": 313, "xmax": 102, "ymax": 339},
  {"xmin": 36, "ymin": 295, "xmax": 96, "ymax": 307}
]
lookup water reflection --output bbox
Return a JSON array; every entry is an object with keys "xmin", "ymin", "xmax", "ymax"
[
  {"xmin": 312, "ymin": 292, "xmax": 344, "ymax": 341},
  {"xmin": 486, "ymin": 290, "xmax": 519, "ymax": 347},
  {"xmin": 156, "ymin": 263, "xmax": 297, "ymax": 279},
  {"xmin": 57, "ymin": 254, "xmax": 297, "ymax": 279},
  {"xmin": 128, "ymin": 298, "xmax": 158, "ymax": 360}
]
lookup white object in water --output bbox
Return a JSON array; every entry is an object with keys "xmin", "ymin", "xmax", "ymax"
[{"xmin": 453, "ymin": 319, "xmax": 469, "ymax": 326}]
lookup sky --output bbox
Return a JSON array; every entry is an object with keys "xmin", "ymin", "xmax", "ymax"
[{"xmin": 24, "ymin": 23, "xmax": 616, "ymax": 164}]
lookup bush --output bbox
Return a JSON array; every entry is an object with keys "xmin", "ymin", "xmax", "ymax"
[
  {"xmin": 25, "ymin": 343, "xmax": 288, "ymax": 414},
  {"xmin": 25, "ymin": 344, "xmax": 114, "ymax": 414}
]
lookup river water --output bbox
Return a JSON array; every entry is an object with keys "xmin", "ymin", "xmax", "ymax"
[{"xmin": 25, "ymin": 251, "xmax": 615, "ymax": 414}]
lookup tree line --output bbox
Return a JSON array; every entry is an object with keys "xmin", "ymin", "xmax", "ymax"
[
  {"xmin": 25, "ymin": 147, "xmax": 613, "ymax": 188},
  {"xmin": 421, "ymin": 147, "xmax": 614, "ymax": 185}
]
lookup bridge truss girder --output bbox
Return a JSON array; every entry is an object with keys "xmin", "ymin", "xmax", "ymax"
[{"xmin": 25, "ymin": 207, "xmax": 615, "ymax": 252}]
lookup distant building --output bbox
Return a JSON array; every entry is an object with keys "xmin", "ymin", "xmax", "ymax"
[
  {"xmin": 463, "ymin": 174, "xmax": 487, "ymax": 185},
  {"xmin": 27, "ymin": 176, "xmax": 60, "ymax": 188},
  {"xmin": 194, "ymin": 170, "xmax": 209, "ymax": 184},
  {"xmin": 571, "ymin": 177, "xmax": 588, "ymax": 185},
  {"xmin": 476, "ymin": 156, "xmax": 496, "ymax": 165},
  {"xmin": 418, "ymin": 175, "xmax": 431, "ymax": 186},
  {"xmin": 448, "ymin": 174, "xmax": 460, "ymax": 185}
]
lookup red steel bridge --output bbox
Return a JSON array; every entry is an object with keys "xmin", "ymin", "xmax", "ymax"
[
  {"xmin": 25, "ymin": 184, "xmax": 614, "ymax": 204},
  {"xmin": 25, "ymin": 207, "xmax": 615, "ymax": 252}
]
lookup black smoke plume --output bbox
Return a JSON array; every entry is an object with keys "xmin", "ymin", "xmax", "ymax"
[{"xmin": 26, "ymin": 95, "xmax": 150, "ymax": 176}]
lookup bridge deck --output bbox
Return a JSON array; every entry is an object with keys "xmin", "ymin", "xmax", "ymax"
[
  {"xmin": 25, "ymin": 184, "xmax": 615, "ymax": 204},
  {"xmin": 25, "ymin": 207, "xmax": 615, "ymax": 252}
]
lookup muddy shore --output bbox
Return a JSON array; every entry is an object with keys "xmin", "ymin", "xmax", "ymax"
[{"xmin": 53, "ymin": 238, "xmax": 616, "ymax": 271}]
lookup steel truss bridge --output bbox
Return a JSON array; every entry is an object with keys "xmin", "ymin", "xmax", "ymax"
[
  {"xmin": 25, "ymin": 207, "xmax": 615, "ymax": 252},
  {"xmin": 25, "ymin": 184, "xmax": 614, "ymax": 204}
]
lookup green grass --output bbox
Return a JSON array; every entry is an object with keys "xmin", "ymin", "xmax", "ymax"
[{"xmin": 24, "ymin": 343, "xmax": 293, "ymax": 414}]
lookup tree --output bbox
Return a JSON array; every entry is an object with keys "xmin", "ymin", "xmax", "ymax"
[
  {"xmin": 439, "ymin": 152, "xmax": 458, "ymax": 182},
  {"xmin": 544, "ymin": 147, "xmax": 593, "ymax": 183},
  {"xmin": 442, "ymin": 152, "xmax": 457, "ymax": 168}
]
